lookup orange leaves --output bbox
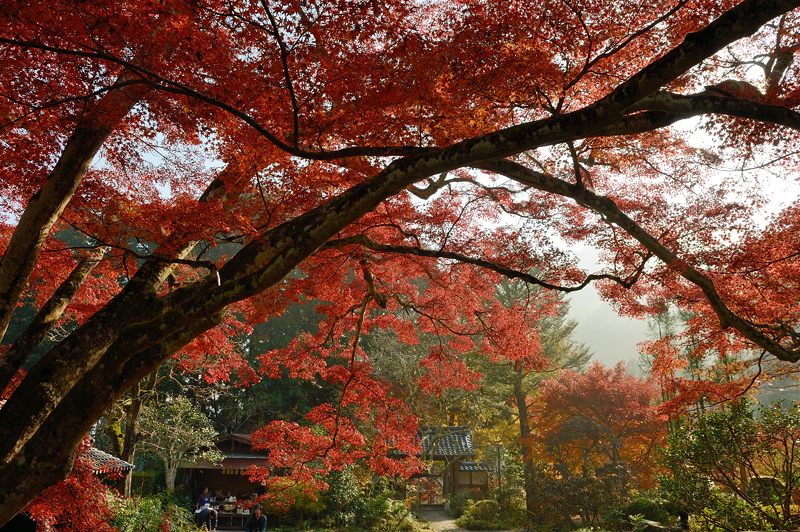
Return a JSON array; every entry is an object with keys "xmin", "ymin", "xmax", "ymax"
[
  {"xmin": 249, "ymin": 377, "xmax": 424, "ymax": 491},
  {"xmin": 418, "ymin": 348, "xmax": 481, "ymax": 396},
  {"xmin": 24, "ymin": 438, "xmax": 116, "ymax": 530},
  {"xmin": 373, "ymin": 314, "xmax": 420, "ymax": 345},
  {"xmin": 535, "ymin": 362, "xmax": 667, "ymax": 487},
  {"xmin": 479, "ymin": 303, "xmax": 549, "ymax": 369},
  {"xmin": 174, "ymin": 315, "xmax": 258, "ymax": 385}
]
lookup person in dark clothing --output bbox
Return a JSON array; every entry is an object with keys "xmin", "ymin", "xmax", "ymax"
[
  {"xmin": 245, "ymin": 505, "xmax": 267, "ymax": 532},
  {"xmin": 195, "ymin": 487, "xmax": 215, "ymax": 527}
]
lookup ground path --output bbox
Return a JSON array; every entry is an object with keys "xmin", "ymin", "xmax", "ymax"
[
  {"xmin": 418, "ymin": 505, "xmax": 528, "ymax": 532},
  {"xmin": 419, "ymin": 506, "xmax": 466, "ymax": 532}
]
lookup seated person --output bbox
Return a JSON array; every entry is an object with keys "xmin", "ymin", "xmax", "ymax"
[
  {"xmin": 245, "ymin": 505, "xmax": 267, "ymax": 532},
  {"xmin": 194, "ymin": 487, "xmax": 217, "ymax": 527}
]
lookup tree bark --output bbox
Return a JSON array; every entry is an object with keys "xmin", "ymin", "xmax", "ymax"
[
  {"xmin": 0, "ymin": 312, "xmax": 222, "ymax": 524},
  {"xmin": 0, "ymin": 248, "xmax": 104, "ymax": 392},
  {"xmin": 513, "ymin": 371, "xmax": 538, "ymax": 523},
  {"xmin": 103, "ymin": 410, "xmax": 125, "ymax": 458},
  {"xmin": 165, "ymin": 463, "xmax": 177, "ymax": 492},
  {"xmin": 120, "ymin": 372, "xmax": 157, "ymax": 495},
  {"xmin": 0, "ymin": 80, "xmax": 147, "ymax": 340}
]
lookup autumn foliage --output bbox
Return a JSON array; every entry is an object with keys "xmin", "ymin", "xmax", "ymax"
[
  {"xmin": 24, "ymin": 438, "xmax": 116, "ymax": 531},
  {"xmin": 0, "ymin": 0, "xmax": 799, "ymax": 524},
  {"xmin": 536, "ymin": 362, "xmax": 666, "ymax": 487}
]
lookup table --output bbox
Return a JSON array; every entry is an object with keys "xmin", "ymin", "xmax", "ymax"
[{"xmin": 216, "ymin": 511, "xmax": 250, "ymax": 529}]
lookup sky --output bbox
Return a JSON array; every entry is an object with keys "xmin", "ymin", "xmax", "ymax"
[
  {"xmin": 565, "ymin": 243, "xmax": 651, "ymax": 366},
  {"xmin": 558, "ymin": 118, "xmax": 800, "ymax": 369},
  {"xmin": 567, "ymin": 287, "xmax": 650, "ymax": 366}
]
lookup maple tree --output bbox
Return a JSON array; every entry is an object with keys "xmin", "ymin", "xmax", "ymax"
[
  {"xmin": 0, "ymin": 0, "xmax": 799, "ymax": 523},
  {"xmin": 526, "ymin": 363, "xmax": 665, "ymax": 525},
  {"xmin": 536, "ymin": 363, "xmax": 666, "ymax": 484}
]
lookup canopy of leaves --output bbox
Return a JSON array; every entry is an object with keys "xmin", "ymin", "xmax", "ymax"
[
  {"xmin": 139, "ymin": 396, "xmax": 223, "ymax": 487},
  {"xmin": 0, "ymin": 0, "xmax": 799, "ymax": 521},
  {"xmin": 536, "ymin": 362, "xmax": 666, "ymax": 485},
  {"xmin": 661, "ymin": 400, "xmax": 800, "ymax": 530}
]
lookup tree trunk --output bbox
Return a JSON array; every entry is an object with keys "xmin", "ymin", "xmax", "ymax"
[
  {"xmin": 513, "ymin": 371, "xmax": 538, "ymax": 523},
  {"xmin": 165, "ymin": 463, "xmax": 177, "ymax": 492},
  {"xmin": 120, "ymin": 372, "xmax": 157, "ymax": 495},
  {"xmin": 0, "ymin": 415, "xmax": 81, "ymax": 523},
  {"xmin": 104, "ymin": 410, "xmax": 125, "ymax": 458},
  {"xmin": 0, "ymin": 312, "xmax": 222, "ymax": 524}
]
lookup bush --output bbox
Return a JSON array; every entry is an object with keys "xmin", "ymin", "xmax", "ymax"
[
  {"xmin": 456, "ymin": 499, "xmax": 502, "ymax": 530},
  {"xmin": 262, "ymin": 468, "xmax": 429, "ymax": 530},
  {"xmin": 374, "ymin": 498, "xmax": 432, "ymax": 531},
  {"xmin": 694, "ymin": 492, "xmax": 769, "ymax": 532},
  {"xmin": 359, "ymin": 493, "xmax": 391, "ymax": 529},
  {"xmin": 260, "ymin": 479, "xmax": 325, "ymax": 526},
  {"xmin": 110, "ymin": 493, "xmax": 194, "ymax": 532},
  {"xmin": 448, "ymin": 490, "xmax": 472, "ymax": 518},
  {"xmin": 320, "ymin": 468, "xmax": 365, "ymax": 528},
  {"xmin": 605, "ymin": 494, "xmax": 678, "ymax": 530}
]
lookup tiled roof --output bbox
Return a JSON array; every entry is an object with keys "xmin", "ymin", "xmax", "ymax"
[
  {"xmin": 84, "ymin": 447, "xmax": 134, "ymax": 474},
  {"xmin": 419, "ymin": 426, "xmax": 474, "ymax": 458},
  {"xmin": 459, "ymin": 461, "xmax": 494, "ymax": 472}
]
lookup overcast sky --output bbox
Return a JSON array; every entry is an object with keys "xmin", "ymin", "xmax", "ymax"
[
  {"xmin": 567, "ymin": 287, "xmax": 650, "ymax": 366},
  {"xmin": 564, "ymin": 243, "xmax": 651, "ymax": 366}
]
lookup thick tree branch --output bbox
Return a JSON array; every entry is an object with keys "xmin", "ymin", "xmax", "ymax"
[
  {"xmin": 479, "ymin": 159, "xmax": 800, "ymax": 362},
  {"xmin": 588, "ymin": 0, "xmax": 800, "ymax": 115},
  {"xmin": 0, "ymin": 310, "xmax": 223, "ymax": 523},
  {"xmin": 209, "ymin": 0, "xmax": 800, "ymax": 294},
  {"xmin": 631, "ymin": 91, "xmax": 800, "ymax": 130},
  {"xmin": 0, "ymin": 248, "xmax": 105, "ymax": 393},
  {"xmin": 0, "ymin": 167, "xmax": 236, "ymax": 462},
  {"xmin": 0, "ymin": 76, "xmax": 149, "ymax": 341}
]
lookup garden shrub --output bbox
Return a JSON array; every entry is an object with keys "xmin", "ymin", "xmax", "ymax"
[
  {"xmin": 605, "ymin": 494, "xmax": 678, "ymax": 530},
  {"xmin": 692, "ymin": 492, "xmax": 769, "ymax": 531},
  {"xmin": 456, "ymin": 499, "xmax": 502, "ymax": 530},
  {"xmin": 320, "ymin": 468, "xmax": 366, "ymax": 527},
  {"xmin": 110, "ymin": 493, "xmax": 194, "ymax": 532},
  {"xmin": 260, "ymin": 478, "xmax": 325, "ymax": 526},
  {"xmin": 374, "ymin": 497, "xmax": 431, "ymax": 531},
  {"xmin": 448, "ymin": 490, "xmax": 472, "ymax": 518},
  {"xmin": 359, "ymin": 493, "xmax": 391, "ymax": 529}
]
